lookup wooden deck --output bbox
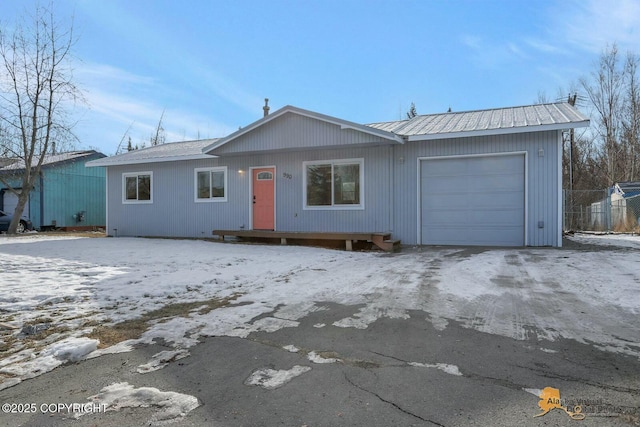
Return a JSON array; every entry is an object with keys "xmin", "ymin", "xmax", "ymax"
[{"xmin": 212, "ymin": 229, "xmax": 400, "ymax": 252}]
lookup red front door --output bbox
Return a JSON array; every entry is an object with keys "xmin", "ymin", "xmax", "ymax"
[{"xmin": 252, "ymin": 167, "xmax": 275, "ymax": 230}]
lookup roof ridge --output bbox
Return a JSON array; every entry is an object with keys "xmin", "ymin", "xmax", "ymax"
[{"xmin": 410, "ymin": 101, "xmax": 572, "ymax": 119}]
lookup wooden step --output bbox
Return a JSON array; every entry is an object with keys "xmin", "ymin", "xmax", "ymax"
[
  {"xmin": 378, "ymin": 239, "xmax": 401, "ymax": 252},
  {"xmin": 370, "ymin": 234, "xmax": 401, "ymax": 252}
]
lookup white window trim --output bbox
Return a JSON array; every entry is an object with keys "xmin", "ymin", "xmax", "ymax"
[
  {"xmin": 194, "ymin": 166, "xmax": 228, "ymax": 203},
  {"xmin": 303, "ymin": 158, "xmax": 364, "ymax": 210},
  {"xmin": 122, "ymin": 171, "xmax": 153, "ymax": 204}
]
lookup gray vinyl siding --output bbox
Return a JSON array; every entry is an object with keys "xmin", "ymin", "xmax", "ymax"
[
  {"xmin": 212, "ymin": 112, "xmax": 394, "ymax": 155},
  {"xmin": 105, "ymin": 130, "xmax": 561, "ymax": 247},
  {"xmin": 393, "ymin": 130, "xmax": 561, "ymax": 246},
  {"xmin": 105, "ymin": 146, "xmax": 392, "ymax": 238}
]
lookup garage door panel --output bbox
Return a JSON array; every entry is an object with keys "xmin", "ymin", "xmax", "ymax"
[
  {"xmin": 469, "ymin": 208, "xmax": 523, "ymax": 225},
  {"xmin": 469, "ymin": 227, "xmax": 523, "ymax": 246},
  {"xmin": 421, "ymin": 174, "xmax": 467, "ymax": 193},
  {"xmin": 423, "ymin": 227, "xmax": 470, "ymax": 244},
  {"xmin": 427, "ymin": 159, "xmax": 469, "ymax": 175},
  {"xmin": 422, "ymin": 193, "xmax": 473, "ymax": 209},
  {"xmin": 423, "ymin": 225, "xmax": 523, "ymax": 246},
  {"xmin": 467, "ymin": 174, "xmax": 523, "ymax": 191},
  {"xmin": 480, "ymin": 191, "xmax": 525, "ymax": 207},
  {"xmin": 424, "ymin": 207, "xmax": 523, "ymax": 226},
  {"xmin": 424, "ymin": 190, "xmax": 523, "ymax": 209},
  {"xmin": 421, "ymin": 155, "xmax": 525, "ymax": 246},
  {"xmin": 422, "ymin": 209, "xmax": 469, "ymax": 224},
  {"xmin": 423, "ymin": 190, "xmax": 523, "ymax": 210},
  {"xmin": 468, "ymin": 156, "xmax": 521, "ymax": 173},
  {"xmin": 424, "ymin": 172, "xmax": 523, "ymax": 193}
]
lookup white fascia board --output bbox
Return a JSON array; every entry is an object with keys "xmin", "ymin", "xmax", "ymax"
[
  {"xmin": 85, "ymin": 154, "xmax": 214, "ymax": 168},
  {"xmin": 407, "ymin": 120, "xmax": 591, "ymax": 142}
]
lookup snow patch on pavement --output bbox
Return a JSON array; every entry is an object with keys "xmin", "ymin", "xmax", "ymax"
[
  {"xmin": 333, "ymin": 306, "xmax": 410, "ymax": 330},
  {"xmin": 79, "ymin": 382, "xmax": 199, "ymax": 423},
  {"xmin": 244, "ymin": 365, "xmax": 312, "ymax": 389},
  {"xmin": 86, "ymin": 340, "xmax": 138, "ymax": 359},
  {"xmin": 408, "ymin": 362, "xmax": 463, "ymax": 376},
  {"xmin": 283, "ymin": 345, "xmax": 300, "ymax": 353},
  {"xmin": 570, "ymin": 232, "xmax": 640, "ymax": 249},
  {"xmin": 0, "ymin": 337, "xmax": 98, "ymax": 382},
  {"xmin": 137, "ymin": 350, "xmax": 190, "ymax": 374},
  {"xmin": 523, "ymin": 387, "xmax": 543, "ymax": 397},
  {"xmin": 307, "ymin": 351, "xmax": 341, "ymax": 364},
  {"xmin": 42, "ymin": 337, "xmax": 99, "ymax": 362}
]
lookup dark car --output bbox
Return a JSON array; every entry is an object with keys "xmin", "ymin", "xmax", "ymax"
[{"xmin": 0, "ymin": 210, "xmax": 34, "ymax": 233}]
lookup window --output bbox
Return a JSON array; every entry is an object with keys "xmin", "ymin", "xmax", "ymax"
[
  {"xmin": 123, "ymin": 172, "xmax": 152, "ymax": 203},
  {"xmin": 303, "ymin": 159, "xmax": 363, "ymax": 209},
  {"xmin": 195, "ymin": 167, "xmax": 227, "ymax": 202},
  {"xmin": 257, "ymin": 171, "xmax": 273, "ymax": 180}
]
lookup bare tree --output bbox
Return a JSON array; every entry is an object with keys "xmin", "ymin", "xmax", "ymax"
[
  {"xmin": 0, "ymin": 4, "xmax": 80, "ymax": 234},
  {"xmin": 150, "ymin": 109, "xmax": 166, "ymax": 146},
  {"xmin": 580, "ymin": 44, "xmax": 625, "ymax": 185},
  {"xmin": 622, "ymin": 53, "xmax": 640, "ymax": 181},
  {"xmin": 535, "ymin": 91, "xmax": 550, "ymax": 104},
  {"xmin": 115, "ymin": 121, "xmax": 135, "ymax": 154}
]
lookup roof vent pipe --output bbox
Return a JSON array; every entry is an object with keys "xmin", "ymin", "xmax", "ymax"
[{"xmin": 263, "ymin": 98, "xmax": 270, "ymax": 117}]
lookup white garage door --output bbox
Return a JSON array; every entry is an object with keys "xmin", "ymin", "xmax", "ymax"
[
  {"xmin": 3, "ymin": 190, "xmax": 29, "ymax": 218},
  {"xmin": 420, "ymin": 154, "xmax": 525, "ymax": 246}
]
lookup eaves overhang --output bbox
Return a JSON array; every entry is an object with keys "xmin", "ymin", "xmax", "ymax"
[{"xmin": 85, "ymin": 154, "xmax": 213, "ymax": 167}]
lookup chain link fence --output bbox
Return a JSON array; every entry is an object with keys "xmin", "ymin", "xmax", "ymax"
[{"xmin": 563, "ymin": 189, "xmax": 640, "ymax": 232}]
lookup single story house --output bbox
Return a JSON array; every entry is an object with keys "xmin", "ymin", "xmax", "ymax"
[
  {"xmin": 86, "ymin": 102, "xmax": 589, "ymax": 247},
  {"xmin": 0, "ymin": 150, "xmax": 107, "ymax": 230}
]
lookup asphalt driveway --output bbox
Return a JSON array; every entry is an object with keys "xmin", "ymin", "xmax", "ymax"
[{"xmin": 0, "ymin": 234, "xmax": 639, "ymax": 426}]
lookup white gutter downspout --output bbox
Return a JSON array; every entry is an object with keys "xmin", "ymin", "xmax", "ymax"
[
  {"xmin": 389, "ymin": 144, "xmax": 394, "ymax": 233},
  {"xmin": 557, "ymin": 130, "xmax": 563, "ymax": 247}
]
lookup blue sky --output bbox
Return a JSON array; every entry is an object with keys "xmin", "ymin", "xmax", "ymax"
[{"xmin": 3, "ymin": 0, "xmax": 640, "ymax": 155}]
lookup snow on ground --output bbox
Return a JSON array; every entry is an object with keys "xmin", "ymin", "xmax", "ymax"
[
  {"xmin": 0, "ymin": 233, "xmax": 639, "ymax": 391},
  {"xmin": 408, "ymin": 362, "xmax": 463, "ymax": 376},
  {"xmin": 137, "ymin": 349, "xmax": 190, "ymax": 374},
  {"xmin": 569, "ymin": 232, "xmax": 640, "ymax": 249},
  {"xmin": 244, "ymin": 366, "xmax": 312, "ymax": 390},
  {"xmin": 307, "ymin": 351, "xmax": 341, "ymax": 364},
  {"xmin": 79, "ymin": 382, "xmax": 199, "ymax": 423}
]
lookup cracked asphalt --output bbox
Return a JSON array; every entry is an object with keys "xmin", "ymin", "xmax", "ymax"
[{"xmin": 2, "ymin": 300, "xmax": 639, "ymax": 427}]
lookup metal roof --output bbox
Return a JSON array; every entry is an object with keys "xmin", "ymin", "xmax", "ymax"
[
  {"xmin": 0, "ymin": 150, "xmax": 104, "ymax": 171},
  {"xmin": 367, "ymin": 119, "xmax": 410, "ymax": 133},
  {"xmin": 367, "ymin": 102, "xmax": 589, "ymax": 141},
  {"xmin": 615, "ymin": 181, "xmax": 640, "ymax": 195},
  {"xmin": 86, "ymin": 139, "xmax": 218, "ymax": 167},
  {"xmin": 88, "ymin": 102, "xmax": 590, "ymax": 166}
]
